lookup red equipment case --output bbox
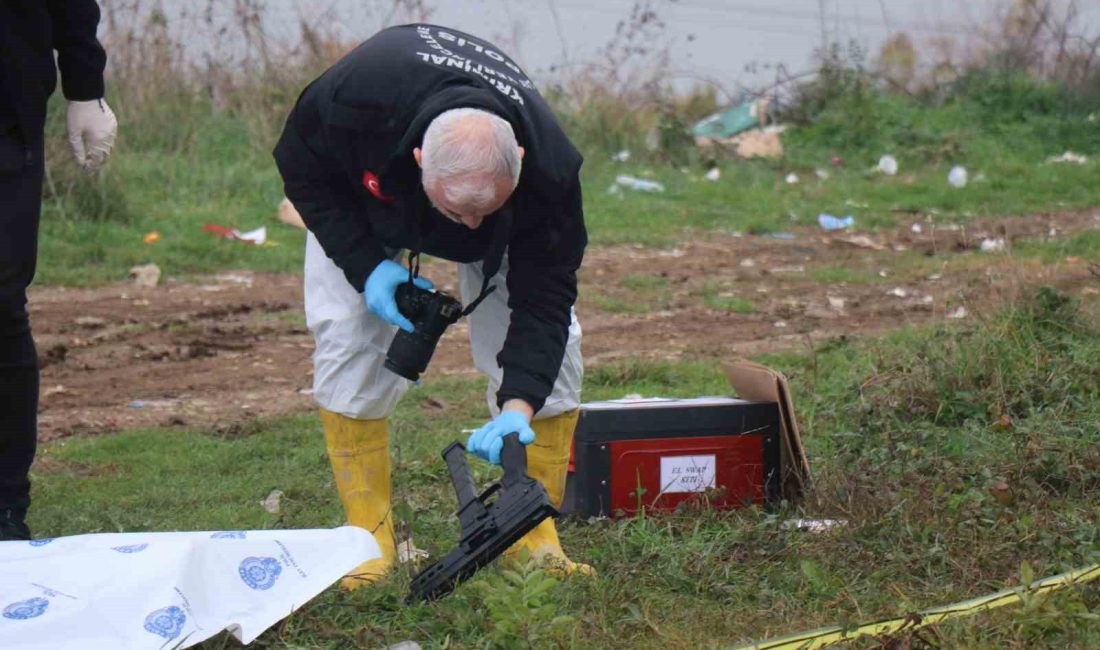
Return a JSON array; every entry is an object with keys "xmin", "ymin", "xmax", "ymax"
[{"xmin": 562, "ymin": 397, "xmax": 781, "ymax": 517}]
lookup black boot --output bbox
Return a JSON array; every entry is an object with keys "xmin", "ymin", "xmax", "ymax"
[{"xmin": 0, "ymin": 508, "xmax": 31, "ymax": 541}]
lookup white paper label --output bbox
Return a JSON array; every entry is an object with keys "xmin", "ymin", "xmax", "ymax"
[{"xmin": 659, "ymin": 455, "xmax": 717, "ymax": 493}]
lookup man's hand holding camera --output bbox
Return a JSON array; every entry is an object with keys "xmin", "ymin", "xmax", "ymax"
[{"xmin": 364, "ymin": 259, "xmax": 434, "ymax": 333}]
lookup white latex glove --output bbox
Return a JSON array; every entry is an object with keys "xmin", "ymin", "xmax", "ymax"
[{"xmin": 66, "ymin": 99, "xmax": 118, "ymax": 173}]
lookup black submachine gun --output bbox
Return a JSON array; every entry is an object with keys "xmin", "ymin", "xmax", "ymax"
[{"xmin": 407, "ymin": 433, "xmax": 557, "ymax": 602}]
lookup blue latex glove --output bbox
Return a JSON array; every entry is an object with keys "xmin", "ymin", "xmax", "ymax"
[
  {"xmin": 467, "ymin": 410, "xmax": 536, "ymax": 465},
  {"xmin": 364, "ymin": 259, "xmax": 434, "ymax": 333}
]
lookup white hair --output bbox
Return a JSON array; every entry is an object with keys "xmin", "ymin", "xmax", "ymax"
[{"xmin": 421, "ymin": 108, "xmax": 521, "ymax": 214}]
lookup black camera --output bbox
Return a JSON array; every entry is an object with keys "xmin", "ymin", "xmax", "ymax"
[{"xmin": 384, "ymin": 282, "xmax": 464, "ymax": 382}]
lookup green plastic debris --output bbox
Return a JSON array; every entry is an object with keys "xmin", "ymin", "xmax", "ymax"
[{"xmin": 692, "ymin": 100, "xmax": 764, "ymax": 139}]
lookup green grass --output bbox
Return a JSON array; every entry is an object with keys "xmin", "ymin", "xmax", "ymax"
[
  {"xmin": 1015, "ymin": 229, "xmax": 1100, "ymax": 262},
  {"xmin": 699, "ymin": 279, "xmax": 756, "ymax": 313},
  {"xmin": 588, "ymin": 273, "xmax": 671, "ymax": 313},
  {"xmin": 27, "ymin": 290, "xmax": 1099, "ymax": 648}
]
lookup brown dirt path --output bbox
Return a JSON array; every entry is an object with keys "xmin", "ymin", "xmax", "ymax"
[{"xmin": 29, "ymin": 209, "xmax": 1098, "ymax": 440}]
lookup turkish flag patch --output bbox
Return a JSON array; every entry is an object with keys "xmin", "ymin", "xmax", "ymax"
[{"xmin": 362, "ymin": 170, "xmax": 396, "ymax": 201}]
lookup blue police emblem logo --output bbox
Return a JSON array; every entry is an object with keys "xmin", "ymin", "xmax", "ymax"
[
  {"xmin": 211, "ymin": 531, "xmax": 246, "ymax": 539},
  {"xmin": 3, "ymin": 598, "xmax": 49, "ymax": 620},
  {"xmin": 238, "ymin": 556, "xmax": 283, "ymax": 590},
  {"xmin": 112, "ymin": 543, "xmax": 149, "ymax": 553},
  {"xmin": 28, "ymin": 538, "xmax": 55, "ymax": 546},
  {"xmin": 143, "ymin": 606, "xmax": 186, "ymax": 640}
]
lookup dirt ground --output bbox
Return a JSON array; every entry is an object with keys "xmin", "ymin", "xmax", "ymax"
[{"xmin": 29, "ymin": 208, "xmax": 1098, "ymax": 440}]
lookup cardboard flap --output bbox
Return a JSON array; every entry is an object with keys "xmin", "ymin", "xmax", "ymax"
[{"xmin": 722, "ymin": 359, "xmax": 812, "ymax": 500}]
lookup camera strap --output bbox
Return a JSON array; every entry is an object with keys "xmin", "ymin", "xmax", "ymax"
[{"xmin": 406, "ymin": 198, "xmax": 512, "ymax": 318}]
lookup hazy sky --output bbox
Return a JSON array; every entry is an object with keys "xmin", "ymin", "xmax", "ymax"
[{"xmin": 148, "ymin": 0, "xmax": 1098, "ymax": 99}]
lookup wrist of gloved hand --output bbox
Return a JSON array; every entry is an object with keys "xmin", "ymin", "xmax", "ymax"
[
  {"xmin": 466, "ymin": 409, "xmax": 536, "ymax": 465},
  {"xmin": 363, "ymin": 259, "xmax": 434, "ymax": 333},
  {"xmin": 66, "ymin": 99, "xmax": 117, "ymax": 174}
]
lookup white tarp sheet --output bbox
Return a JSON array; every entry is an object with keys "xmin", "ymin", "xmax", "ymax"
[{"xmin": 0, "ymin": 526, "xmax": 379, "ymax": 649}]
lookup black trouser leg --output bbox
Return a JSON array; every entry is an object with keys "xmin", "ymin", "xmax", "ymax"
[{"xmin": 0, "ymin": 128, "xmax": 44, "ymax": 516}]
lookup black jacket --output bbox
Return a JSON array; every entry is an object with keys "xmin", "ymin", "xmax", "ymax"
[
  {"xmin": 274, "ymin": 24, "xmax": 586, "ymax": 413},
  {"xmin": 0, "ymin": 0, "xmax": 106, "ymax": 148}
]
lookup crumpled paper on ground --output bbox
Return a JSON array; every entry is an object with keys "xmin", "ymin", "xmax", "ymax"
[{"xmin": 0, "ymin": 526, "xmax": 378, "ymax": 649}]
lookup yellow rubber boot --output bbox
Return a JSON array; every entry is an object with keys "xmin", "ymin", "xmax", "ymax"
[
  {"xmin": 320, "ymin": 408, "xmax": 397, "ymax": 590},
  {"xmin": 504, "ymin": 409, "xmax": 594, "ymax": 576}
]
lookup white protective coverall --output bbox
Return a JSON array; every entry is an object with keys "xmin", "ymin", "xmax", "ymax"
[{"xmin": 303, "ymin": 232, "xmax": 583, "ymax": 420}]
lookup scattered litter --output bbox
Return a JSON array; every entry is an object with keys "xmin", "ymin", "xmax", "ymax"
[
  {"xmin": 815, "ymin": 168, "xmax": 830, "ymax": 180},
  {"xmin": 878, "ymin": 269, "xmax": 889, "ymax": 278},
  {"xmin": 621, "ymin": 393, "xmax": 644, "ymax": 400},
  {"xmin": 658, "ymin": 248, "xmax": 686, "ymax": 258},
  {"xmin": 920, "ymin": 295, "xmax": 934, "ymax": 305},
  {"xmin": 835, "ymin": 235, "xmax": 886, "ymax": 251},
  {"xmin": 128, "ymin": 263, "xmax": 161, "ymax": 288},
  {"xmin": 386, "ymin": 642, "xmax": 423, "ymax": 650},
  {"xmin": 43, "ymin": 385, "xmax": 66, "ymax": 397},
  {"xmin": 910, "ymin": 222, "xmax": 923, "ymax": 234},
  {"xmin": 765, "ymin": 232, "xmax": 797, "ymax": 240},
  {"xmin": 818, "ymin": 213, "xmax": 854, "ymax": 231},
  {"xmin": 830, "ymin": 154, "xmax": 844, "ymax": 166},
  {"xmin": 203, "ymin": 223, "xmax": 268, "ymax": 245},
  {"xmin": 877, "ymin": 154, "xmax": 898, "ymax": 176},
  {"xmin": 614, "ymin": 175, "xmax": 665, "ymax": 192},
  {"xmin": 947, "ymin": 165, "xmax": 968, "ymax": 188},
  {"xmin": 948, "ymin": 306, "xmax": 969, "ymax": 319},
  {"xmin": 693, "ymin": 100, "xmax": 785, "ymax": 158},
  {"xmin": 237, "ymin": 226, "xmax": 267, "ymax": 245},
  {"xmin": 277, "ymin": 197, "xmax": 307, "ymax": 229},
  {"xmin": 129, "ymin": 400, "xmax": 145, "ymax": 409},
  {"xmin": 928, "ymin": 273, "xmax": 942, "ymax": 281},
  {"xmin": 1047, "ymin": 151, "xmax": 1087, "ymax": 164},
  {"xmin": 692, "ymin": 98, "xmax": 769, "ymax": 140},
  {"xmin": 1089, "ymin": 112, "xmax": 1097, "ymax": 123},
  {"xmin": 260, "ymin": 489, "xmax": 284, "ymax": 514},
  {"xmin": 784, "ymin": 172, "xmax": 799, "ymax": 184},
  {"xmin": 725, "ymin": 125, "xmax": 786, "ymax": 159},
  {"xmin": 74, "ymin": 316, "xmax": 106, "ymax": 328},
  {"xmin": 705, "ymin": 167, "xmax": 721, "ymax": 181},
  {"xmin": 143, "ymin": 231, "xmax": 160, "ymax": 244},
  {"xmin": 739, "ymin": 258, "xmax": 756, "ymax": 268},
  {"xmin": 215, "ymin": 272, "xmax": 255, "ymax": 287},
  {"xmin": 770, "ymin": 265, "xmax": 805, "ymax": 274},
  {"xmin": 844, "ymin": 199, "xmax": 869, "ymax": 209},
  {"xmin": 611, "ymin": 149, "xmax": 631, "ymax": 163},
  {"xmin": 782, "ymin": 518, "xmax": 847, "ymax": 533},
  {"xmin": 887, "ymin": 287, "xmax": 909, "ymax": 298},
  {"xmin": 773, "ymin": 321, "xmax": 788, "ymax": 328},
  {"xmin": 980, "ymin": 237, "xmax": 1006, "ymax": 252},
  {"xmin": 397, "ymin": 538, "xmax": 430, "ymax": 563},
  {"xmin": 827, "ymin": 296, "xmax": 846, "ymax": 311}
]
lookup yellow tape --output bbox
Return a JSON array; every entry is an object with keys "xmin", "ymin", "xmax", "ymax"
[{"xmin": 731, "ymin": 563, "xmax": 1100, "ymax": 650}]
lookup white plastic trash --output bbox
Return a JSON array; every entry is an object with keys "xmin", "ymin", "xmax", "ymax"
[
  {"xmin": 614, "ymin": 175, "xmax": 664, "ymax": 192},
  {"xmin": 948, "ymin": 166, "xmax": 968, "ymax": 188},
  {"xmin": 980, "ymin": 237, "xmax": 1006, "ymax": 252},
  {"xmin": 877, "ymin": 155, "xmax": 898, "ymax": 176},
  {"xmin": 705, "ymin": 168, "xmax": 720, "ymax": 181},
  {"xmin": 785, "ymin": 172, "xmax": 799, "ymax": 184},
  {"xmin": 0, "ymin": 526, "xmax": 379, "ymax": 649}
]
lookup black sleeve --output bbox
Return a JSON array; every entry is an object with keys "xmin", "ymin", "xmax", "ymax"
[
  {"xmin": 46, "ymin": 0, "xmax": 107, "ymax": 101},
  {"xmin": 496, "ymin": 183, "xmax": 587, "ymax": 413},
  {"xmin": 273, "ymin": 92, "xmax": 388, "ymax": 291}
]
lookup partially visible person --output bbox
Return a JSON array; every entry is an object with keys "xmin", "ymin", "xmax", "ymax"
[{"xmin": 1, "ymin": 0, "xmax": 118, "ymax": 540}]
